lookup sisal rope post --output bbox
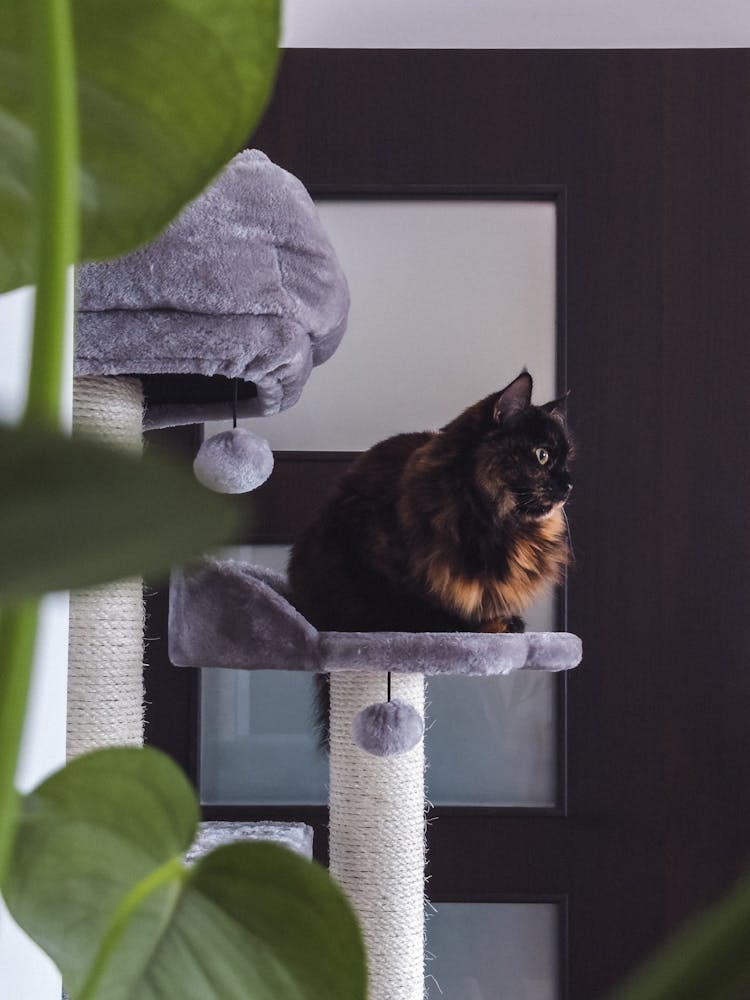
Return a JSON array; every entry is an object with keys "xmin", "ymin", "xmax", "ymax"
[
  {"xmin": 67, "ymin": 377, "xmax": 145, "ymax": 759},
  {"xmin": 329, "ymin": 672, "xmax": 425, "ymax": 1000}
]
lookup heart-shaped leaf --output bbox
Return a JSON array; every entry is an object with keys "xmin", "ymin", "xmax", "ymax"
[
  {"xmin": 0, "ymin": 424, "xmax": 244, "ymax": 600},
  {"xmin": 4, "ymin": 748, "xmax": 366, "ymax": 1000},
  {"xmin": 0, "ymin": 0, "xmax": 280, "ymax": 292}
]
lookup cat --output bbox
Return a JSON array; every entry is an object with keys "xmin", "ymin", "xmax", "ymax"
[
  {"xmin": 289, "ymin": 371, "xmax": 572, "ymax": 634},
  {"xmin": 287, "ymin": 371, "xmax": 573, "ymax": 739}
]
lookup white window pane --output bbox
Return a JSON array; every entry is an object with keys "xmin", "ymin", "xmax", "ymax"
[
  {"xmin": 427, "ymin": 903, "xmax": 559, "ymax": 1000},
  {"xmin": 200, "ymin": 546, "xmax": 328, "ymax": 805},
  {"xmin": 201, "ymin": 670, "xmax": 328, "ymax": 804},
  {"xmin": 259, "ymin": 200, "xmax": 556, "ymax": 451},
  {"xmin": 426, "ymin": 591, "xmax": 557, "ymax": 806}
]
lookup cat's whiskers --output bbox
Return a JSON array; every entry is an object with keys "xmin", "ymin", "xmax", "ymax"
[
  {"xmin": 562, "ymin": 505, "xmax": 575, "ymax": 563},
  {"xmin": 510, "ymin": 489, "xmax": 538, "ymax": 510}
]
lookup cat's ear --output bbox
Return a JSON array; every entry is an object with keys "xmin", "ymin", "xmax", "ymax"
[
  {"xmin": 541, "ymin": 390, "xmax": 570, "ymax": 424},
  {"xmin": 492, "ymin": 371, "xmax": 533, "ymax": 423}
]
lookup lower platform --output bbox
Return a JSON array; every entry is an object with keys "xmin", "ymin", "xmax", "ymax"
[{"xmin": 169, "ymin": 558, "xmax": 582, "ymax": 676}]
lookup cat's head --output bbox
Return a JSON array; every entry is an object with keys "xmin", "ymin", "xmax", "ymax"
[{"xmin": 444, "ymin": 371, "xmax": 573, "ymax": 520}]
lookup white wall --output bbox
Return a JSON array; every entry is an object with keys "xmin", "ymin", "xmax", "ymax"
[
  {"xmin": 282, "ymin": 0, "xmax": 750, "ymax": 48},
  {"xmin": 0, "ymin": 285, "xmax": 71, "ymax": 1000}
]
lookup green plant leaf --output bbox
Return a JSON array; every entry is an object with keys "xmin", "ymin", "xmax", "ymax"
[
  {"xmin": 4, "ymin": 748, "xmax": 367, "ymax": 1000},
  {"xmin": 0, "ymin": 0, "xmax": 280, "ymax": 291},
  {"xmin": 609, "ymin": 867, "xmax": 750, "ymax": 1000},
  {"xmin": 0, "ymin": 424, "xmax": 243, "ymax": 600}
]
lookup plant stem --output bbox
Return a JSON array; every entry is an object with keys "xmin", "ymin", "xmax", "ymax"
[
  {"xmin": 0, "ymin": 603, "xmax": 39, "ymax": 885},
  {"xmin": 0, "ymin": 0, "xmax": 78, "ymax": 886},
  {"xmin": 25, "ymin": 0, "xmax": 79, "ymax": 429},
  {"xmin": 78, "ymin": 856, "xmax": 188, "ymax": 1000}
]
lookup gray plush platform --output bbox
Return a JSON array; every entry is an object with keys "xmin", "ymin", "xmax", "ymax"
[
  {"xmin": 185, "ymin": 821, "xmax": 313, "ymax": 864},
  {"xmin": 75, "ymin": 150, "xmax": 349, "ymax": 429},
  {"xmin": 169, "ymin": 559, "xmax": 582, "ymax": 675}
]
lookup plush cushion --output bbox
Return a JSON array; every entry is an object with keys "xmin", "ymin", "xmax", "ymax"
[
  {"xmin": 185, "ymin": 821, "xmax": 314, "ymax": 864},
  {"xmin": 75, "ymin": 150, "xmax": 349, "ymax": 429},
  {"xmin": 169, "ymin": 558, "xmax": 583, "ymax": 676}
]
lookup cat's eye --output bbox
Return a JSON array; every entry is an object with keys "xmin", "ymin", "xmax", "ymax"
[{"xmin": 535, "ymin": 447, "xmax": 550, "ymax": 465}]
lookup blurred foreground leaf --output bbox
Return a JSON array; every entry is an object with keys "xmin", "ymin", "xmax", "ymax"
[
  {"xmin": 0, "ymin": 424, "xmax": 243, "ymax": 600},
  {"xmin": 0, "ymin": 0, "xmax": 280, "ymax": 291},
  {"xmin": 609, "ymin": 867, "xmax": 750, "ymax": 1000},
  {"xmin": 4, "ymin": 747, "xmax": 367, "ymax": 1000}
]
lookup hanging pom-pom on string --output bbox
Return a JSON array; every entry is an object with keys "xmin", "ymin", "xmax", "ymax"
[
  {"xmin": 193, "ymin": 379, "xmax": 274, "ymax": 494},
  {"xmin": 351, "ymin": 671, "xmax": 424, "ymax": 757},
  {"xmin": 193, "ymin": 427, "xmax": 273, "ymax": 493}
]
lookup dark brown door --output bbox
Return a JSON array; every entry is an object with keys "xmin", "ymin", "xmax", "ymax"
[{"xmin": 146, "ymin": 50, "xmax": 750, "ymax": 998}]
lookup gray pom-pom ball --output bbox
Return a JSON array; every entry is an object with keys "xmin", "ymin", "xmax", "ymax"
[
  {"xmin": 351, "ymin": 699, "xmax": 425, "ymax": 757},
  {"xmin": 193, "ymin": 428, "xmax": 274, "ymax": 494}
]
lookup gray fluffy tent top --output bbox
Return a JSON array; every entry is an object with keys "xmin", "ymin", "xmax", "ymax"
[{"xmin": 75, "ymin": 149, "xmax": 349, "ymax": 429}]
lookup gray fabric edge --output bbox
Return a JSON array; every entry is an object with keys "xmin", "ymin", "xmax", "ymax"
[
  {"xmin": 185, "ymin": 821, "xmax": 314, "ymax": 863},
  {"xmin": 169, "ymin": 558, "xmax": 583, "ymax": 676}
]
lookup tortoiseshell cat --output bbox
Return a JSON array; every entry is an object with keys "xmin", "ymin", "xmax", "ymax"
[{"xmin": 289, "ymin": 372, "xmax": 573, "ymax": 638}]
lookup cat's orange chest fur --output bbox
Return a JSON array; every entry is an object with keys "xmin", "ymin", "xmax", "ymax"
[{"xmin": 422, "ymin": 508, "xmax": 567, "ymax": 623}]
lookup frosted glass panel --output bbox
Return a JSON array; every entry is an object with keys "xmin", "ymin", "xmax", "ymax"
[
  {"xmin": 426, "ymin": 903, "xmax": 559, "ymax": 1000},
  {"xmin": 259, "ymin": 200, "xmax": 557, "ymax": 451},
  {"xmin": 200, "ymin": 546, "xmax": 328, "ymax": 804},
  {"xmin": 199, "ymin": 200, "xmax": 559, "ymax": 806},
  {"xmin": 426, "ymin": 594, "xmax": 556, "ymax": 806},
  {"xmin": 200, "ymin": 548, "xmax": 554, "ymax": 805},
  {"xmin": 201, "ymin": 669, "xmax": 328, "ymax": 803}
]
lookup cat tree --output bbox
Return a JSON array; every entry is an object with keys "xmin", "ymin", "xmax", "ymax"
[
  {"xmin": 74, "ymin": 150, "xmax": 583, "ymax": 999},
  {"xmin": 71, "ymin": 148, "xmax": 348, "ymax": 758},
  {"xmin": 70, "ymin": 149, "xmax": 347, "ymax": 806},
  {"xmin": 170, "ymin": 560, "xmax": 581, "ymax": 999}
]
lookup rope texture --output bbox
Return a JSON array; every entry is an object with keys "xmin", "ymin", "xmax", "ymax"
[
  {"xmin": 329, "ymin": 672, "xmax": 426, "ymax": 1000},
  {"xmin": 67, "ymin": 377, "xmax": 145, "ymax": 759}
]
